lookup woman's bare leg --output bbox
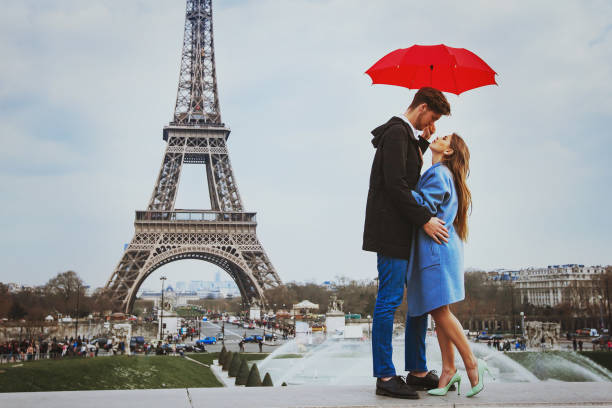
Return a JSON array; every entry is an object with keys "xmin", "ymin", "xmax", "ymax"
[
  {"xmin": 430, "ymin": 305, "xmax": 479, "ymax": 386},
  {"xmin": 435, "ymin": 325, "xmax": 457, "ymax": 387}
]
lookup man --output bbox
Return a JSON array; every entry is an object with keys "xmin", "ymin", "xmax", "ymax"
[{"xmin": 363, "ymin": 87, "xmax": 451, "ymax": 399}]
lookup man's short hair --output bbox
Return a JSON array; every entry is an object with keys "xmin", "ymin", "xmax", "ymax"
[{"xmin": 408, "ymin": 87, "xmax": 451, "ymax": 115}]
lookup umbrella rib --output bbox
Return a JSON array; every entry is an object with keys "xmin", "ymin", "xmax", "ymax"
[{"xmin": 444, "ymin": 46, "xmax": 461, "ymax": 94}]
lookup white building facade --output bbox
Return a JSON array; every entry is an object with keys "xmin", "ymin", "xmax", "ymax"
[{"xmin": 515, "ymin": 264, "xmax": 606, "ymax": 308}]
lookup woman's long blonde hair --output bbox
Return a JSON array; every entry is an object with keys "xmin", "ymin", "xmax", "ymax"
[{"xmin": 442, "ymin": 133, "xmax": 472, "ymax": 241}]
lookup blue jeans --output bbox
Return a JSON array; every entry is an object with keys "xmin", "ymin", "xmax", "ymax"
[{"xmin": 372, "ymin": 254, "xmax": 428, "ymax": 377}]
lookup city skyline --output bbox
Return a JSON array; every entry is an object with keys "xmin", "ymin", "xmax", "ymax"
[{"xmin": 1, "ymin": 1, "xmax": 611, "ymax": 288}]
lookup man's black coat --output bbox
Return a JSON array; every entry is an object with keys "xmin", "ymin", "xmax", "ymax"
[{"xmin": 362, "ymin": 116, "xmax": 432, "ymax": 260}]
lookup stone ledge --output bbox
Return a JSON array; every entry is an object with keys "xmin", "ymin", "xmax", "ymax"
[{"xmin": 0, "ymin": 383, "xmax": 611, "ymax": 408}]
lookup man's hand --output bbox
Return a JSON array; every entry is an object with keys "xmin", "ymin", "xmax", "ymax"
[
  {"xmin": 423, "ymin": 217, "xmax": 449, "ymax": 244},
  {"xmin": 420, "ymin": 123, "xmax": 436, "ymax": 140}
]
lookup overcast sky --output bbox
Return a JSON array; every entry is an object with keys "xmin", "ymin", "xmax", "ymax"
[{"xmin": 1, "ymin": 0, "xmax": 611, "ymax": 290}]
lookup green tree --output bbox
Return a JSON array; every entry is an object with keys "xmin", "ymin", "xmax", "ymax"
[
  {"xmin": 44, "ymin": 271, "xmax": 85, "ymax": 315},
  {"xmin": 8, "ymin": 301, "xmax": 26, "ymax": 320},
  {"xmin": 262, "ymin": 372, "xmax": 273, "ymax": 386},
  {"xmin": 222, "ymin": 351, "xmax": 233, "ymax": 371},
  {"xmin": 246, "ymin": 363, "xmax": 262, "ymax": 387},
  {"xmin": 235, "ymin": 359, "xmax": 250, "ymax": 385},
  {"xmin": 0, "ymin": 283, "xmax": 12, "ymax": 318},
  {"xmin": 229, "ymin": 353, "xmax": 242, "ymax": 377},
  {"xmin": 218, "ymin": 346, "xmax": 227, "ymax": 365}
]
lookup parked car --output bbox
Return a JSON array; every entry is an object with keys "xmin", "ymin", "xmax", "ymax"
[
  {"xmin": 491, "ymin": 334, "xmax": 504, "ymax": 340},
  {"xmin": 591, "ymin": 334, "xmax": 611, "ymax": 345},
  {"xmin": 576, "ymin": 328, "xmax": 599, "ymax": 336},
  {"xmin": 243, "ymin": 335, "xmax": 263, "ymax": 343},
  {"xmin": 156, "ymin": 343, "xmax": 173, "ymax": 355},
  {"xmin": 311, "ymin": 324, "xmax": 324, "ymax": 332},
  {"xmin": 197, "ymin": 336, "xmax": 217, "ymax": 345},
  {"xmin": 216, "ymin": 332, "xmax": 224, "ymax": 341},
  {"xmin": 248, "ymin": 323, "xmax": 255, "ymax": 329},
  {"xmin": 130, "ymin": 336, "xmax": 145, "ymax": 351},
  {"xmin": 264, "ymin": 333, "xmax": 277, "ymax": 341},
  {"xmin": 476, "ymin": 334, "xmax": 491, "ymax": 341},
  {"xmin": 91, "ymin": 337, "xmax": 108, "ymax": 347},
  {"xmin": 193, "ymin": 344, "xmax": 207, "ymax": 353}
]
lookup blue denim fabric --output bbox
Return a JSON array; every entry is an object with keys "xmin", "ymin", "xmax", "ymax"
[
  {"xmin": 372, "ymin": 254, "xmax": 428, "ymax": 377},
  {"xmin": 405, "ymin": 313, "xmax": 428, "ymax": 372}
]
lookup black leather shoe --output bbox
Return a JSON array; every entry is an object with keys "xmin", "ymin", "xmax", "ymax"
[
  {"xmin": 406, "ymin": 370, "xmax": 456, "ymax": 391},
  {"xmin": 375, "ymin": 376, "xmax": 419, "ymax": 399}
]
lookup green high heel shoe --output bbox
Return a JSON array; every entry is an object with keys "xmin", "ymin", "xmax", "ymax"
[
  {"xmin": 427, "ymin": 370, "xmax": 461, "ymax": 396},
  {"xmin": 466, "ymin": 358, "xmax": 494, "ymax": 398}
]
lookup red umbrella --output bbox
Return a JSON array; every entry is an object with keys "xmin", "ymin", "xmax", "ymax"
[{"xmin": 366, "ymin": 44, "xmax": 497, "ymax": 95}]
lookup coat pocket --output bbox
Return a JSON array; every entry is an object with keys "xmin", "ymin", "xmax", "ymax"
[{"xmin": 418, "ymin": 235, "xmax": 441, "ymax": 270}]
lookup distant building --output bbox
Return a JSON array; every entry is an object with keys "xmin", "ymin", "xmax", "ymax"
[
  {"xmin": 140, "ymin": 287, "xmax": 200, "ymax": 308},
  {"xmin": 515, "ymin": 264, "xmax": 606, "ymax": 308},
  {"xmin": 486, "ymin": 269, "xmax": 520, "ymax": 283},
  {"xmin": 137, "ymin": 277, "xmax": 240, "ymax": 305},
  {"xmin": 481, "ymin": 264, "xmax": 607, "ymax": 308},
  {"xmin": 5, "ymin": 283, "xmax": 32, "ymax": 293}
]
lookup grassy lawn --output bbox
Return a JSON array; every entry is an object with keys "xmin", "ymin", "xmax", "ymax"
[
  {"xmin": 272, "ymin": 354, "xmax": 303, "ymax": 359},
  {"xmin": 580, "ymin": 351, "xmax": 612, "ymax": 371},
  {"xmin": 0, "ymin": 355, "xmax": 222, "ymax": 393}
]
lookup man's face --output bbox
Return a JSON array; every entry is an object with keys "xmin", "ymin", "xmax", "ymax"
[{"xmin": 415, "ymin": 104, "xmax": 442, "ymax": 131}]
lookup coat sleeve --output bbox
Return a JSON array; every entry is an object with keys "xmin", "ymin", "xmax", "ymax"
[
  {"xmin": 381, "ymin": 126, "xmax": 431, "ymax": 226},
  {"xmin": 418, "ymin": 136, "xmax": 430, "ymax": 154},
  {"xmin": 411, "ymin": 168, "xmax": 452, "ymax": 216}
]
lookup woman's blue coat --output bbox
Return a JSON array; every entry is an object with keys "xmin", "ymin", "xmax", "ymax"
[{"xmin": 406, "ymin": 162, "xmax": 464, "ymax": 317}]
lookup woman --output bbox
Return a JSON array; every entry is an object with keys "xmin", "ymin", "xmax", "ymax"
[{"xmin": 407, "ymin": 133, "xmax": 491, "ymax": 397}]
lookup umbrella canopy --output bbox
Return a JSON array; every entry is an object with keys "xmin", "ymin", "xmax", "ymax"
[
  {"xmin": 366, "ymin": 44, "xmax": 497, "ymax": 95},
  {"xmin": 293, "ymin": 300, "xmax": 319, "ymax": 310}
]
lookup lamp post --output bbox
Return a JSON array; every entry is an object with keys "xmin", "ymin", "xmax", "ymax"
[
  {"xmin": 598, "ymin": 295, "xmax": 604, "ymax": 332},
  {"xmin": 520, "ymin": 312, "xmax": 525, "ymax": 338},
  {"xmin": 367, "ymin": 315, "xmax": 372, "ymax": 338},
  {"xmin": 159, "ymin": 276, "xmax": 167, "ymax": 341},
  {"xmin": 75, "ymin": 282, "xmax": 80, "ymax": 340},
  {"xmin": 75, "ymin": 283, "xmax": 90, "ymax": 340}
]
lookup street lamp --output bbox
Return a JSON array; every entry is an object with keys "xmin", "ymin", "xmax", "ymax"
[
  {"xmin": 520, "ymin": 312, "xmax": 525, "ymax": 338},
  {"xmin": 159, "ymin": 276, "xmax": 167, "ymax": 340},
  {"xmin": 598, "ymin": 295, "xmax": 604, "ymax": 331},
  {"xmin": 75, "ymin": 283, "xmax": 90, "ymax": 340}
]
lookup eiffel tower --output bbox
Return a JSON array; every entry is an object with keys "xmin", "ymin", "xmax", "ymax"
[{"xmin": 104, "ymin": 0, "xmax": 282, "ymax": 313}]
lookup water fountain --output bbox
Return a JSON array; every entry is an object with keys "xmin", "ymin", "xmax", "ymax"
[
  {"xmin": 258, "ymin": 334, "xmax": 612, "ymax": 386},
  {"xmin": 257, "ymin": 296, "xmax": 612, "ymax": 385}
]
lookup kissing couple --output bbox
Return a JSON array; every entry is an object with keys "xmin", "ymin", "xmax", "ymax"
[{"xmin": 363, "ymin": 87, "xmax": 491, "ymax": 399}]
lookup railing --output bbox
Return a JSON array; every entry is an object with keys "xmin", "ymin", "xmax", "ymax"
[{"xmin": 136, "ymin": 211, "xmax": 256, "ymax": 223}]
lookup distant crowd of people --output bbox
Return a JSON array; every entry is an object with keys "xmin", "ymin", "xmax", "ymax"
[
  {"xmin": 484, "ymin": 338, "xmax": 527, "ymax": 351},
  {"xmin": 0, "ymin": 336, "xmax": 127, "ymax": 363}
]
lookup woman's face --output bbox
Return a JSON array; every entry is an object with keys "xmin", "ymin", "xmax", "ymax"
[{"xmin": 430, "ymin": 133, "xmax": 453, "ymax": 156}]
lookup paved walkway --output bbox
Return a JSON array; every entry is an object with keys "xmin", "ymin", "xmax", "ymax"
[{"xmin": 1, "ymin": 383, "xmax": 612, "ymax": 408}]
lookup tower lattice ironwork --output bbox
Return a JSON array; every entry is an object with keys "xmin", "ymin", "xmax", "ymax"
[{"xmin": 104, "ymin": 0, "xmax": 282, "ymax": 313}]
